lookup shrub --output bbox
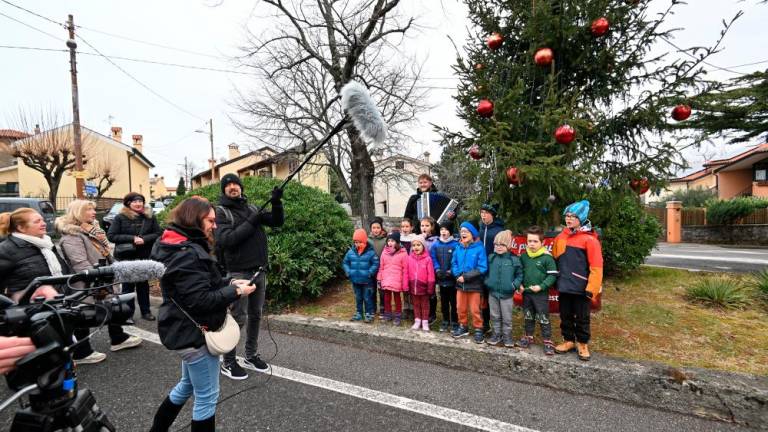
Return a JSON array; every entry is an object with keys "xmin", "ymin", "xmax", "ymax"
[
  {"xmin": 669, "ymin": 187, "xmax": 717, "ymax": 208},
  {"xmin": 706, "ymin": 197, "xmax": 758, "ymax": 225},
  {"xmin": 166, "ymin": 177, "xmax": 354, "ymax": 306},
  {"xmin": 589, "ymin": 190, "xmax": 662, "ymax": 275},
  {"xmin": 686, "ymin": 277, "xmax": 749, "ymax": 309},
  {"xmin": 748, "ymin": 269, "xmax": 768, "ymax": 299}
]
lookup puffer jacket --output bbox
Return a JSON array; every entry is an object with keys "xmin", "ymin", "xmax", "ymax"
[
  {"xmin": 451, "ymin": 240, "xmax": 488, "ymax": 293},
  {"xmin": 0, "ymin": 235, "xmax": 70, "ymax": 296},
  {"xmin": 431, "ymin": 236, "xmax": 458, "ymax": 287},
  {"xmin": 107, "ymin": 207, "xmax": 162, "ymax": 259},
  {"xmin": 151, "ymin": 224, "xmax": 240, "ymax": 351},
  {"xmin": 377, "ymin": 245, "xmax": 409, "ymax": 292},
  {"xmin": 479, "ymin": 219, "xmax": 505, "ymax": 256},
  {"xmin": 552, "ymin": 225, "xmax": 603, "ymax": 298},
  {"xmin": 484, "ymin": 252, "xmax": 523, "ymax": 299},
  {"xmin": 342, "ymin": 242, "xmax": 380, "ymax": 285},
  {"xmin": 407, "ymin": 251, "xmax": 435, "ymax": 296}
]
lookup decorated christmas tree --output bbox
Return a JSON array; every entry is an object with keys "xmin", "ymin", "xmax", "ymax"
[{"xmin": 439, "ymin": 0, "xmax": 738, "ymax": 230}]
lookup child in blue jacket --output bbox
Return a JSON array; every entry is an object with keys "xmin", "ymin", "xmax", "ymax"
[
  {"xmin": 343, "ymin": 229, "xmax": 380, "ymax": 323},
  {"xmin": 451, "ymin": 221, "xmax": 488, "ymax": 343}
]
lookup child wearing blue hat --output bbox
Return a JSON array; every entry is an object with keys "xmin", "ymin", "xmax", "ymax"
[{"xmin": 450, "ymin": 221, "xmax": 489, "ymax": 343}]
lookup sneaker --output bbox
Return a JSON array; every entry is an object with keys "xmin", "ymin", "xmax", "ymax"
[
  {"xmin": 411, "ymin": 318, "xmax": 422, "ymax": 330},
  {"xmin": 473, "ymin": 330, "xmax": 485, "ymax": 344},
  {"xmin": 74, "ymin": 351, "xmax": 107, "ymax": 365},
  {"xmin": 364, "ymin": 314, "xmax": 374, "ymax": 323},
  {"xmin": 141, "ymin": 312, "xmax": 156, "ymax": 321},
  {"xmin": 486, "ymin": 334, "xmax": 501, "ymax": 346},
  {"xmin": 438, "ymin": 321, "xmax": 449, "ymax": 332},
  {"xmin": 421, "ymin": 319, "xmax": 430, "ymax": 332},
  {"xmin": 241, "ymin": 355, "xmax": 270, "ymax": 372},
  {"xmin": 381, "ymin": 312, "xmax": 391, "ymax": 321},
  {"xmin": 451, "ymin": 323, "xmax": 459, "ymax": 334},
  {"xmin": 350, "ymin": 312, "xmax": 363, "ymax": 321},
  {"xmin": 503, "ymin": 337, "xmax": 515, "ymax": 348},
  {"xmin": 393, "ymin": 314, "xmax": 401, "ymax": 326},
  {"xmin": 221, "ymin": 362, "xmax": 249, "ymax": 380},
  {"xmin": 452, "ymin": 325, "xmax": 469, "ymax": 338},
  {"xmin": 517, "ymin": 336, "xmax": 533, "ymax": 349},
  {"xmin": 110, "ymin": 335, "xmax": 142, "ymax": 352},
  {"xmin": 543, "ymin": 340, "xmax": 555, "ymax": 356}
]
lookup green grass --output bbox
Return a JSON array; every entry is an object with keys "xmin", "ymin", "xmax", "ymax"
[{"xmin": 685, "ymin": 277, "xmax": 749, "ymax": 309}]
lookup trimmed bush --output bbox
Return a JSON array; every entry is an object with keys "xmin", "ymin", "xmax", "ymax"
[
  {"xmin": 686, "ymin": 277, "xmax": 749, "ymax": 309},
  {"xmin": 706, "ymin": 197, "xmax": 759, "ymax": 225},
  {"xmin": 166, "ymin": 177, "xmax": 353, "ymax": 306}
]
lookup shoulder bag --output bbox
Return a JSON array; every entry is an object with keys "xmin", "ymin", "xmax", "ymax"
[
  {"xmin": 114, "ymin": 218, "xmax": 147, "ymax": 260},
  {"xmin": 169, "ymin": 297, "xmax": 240, "ymax": 356}
]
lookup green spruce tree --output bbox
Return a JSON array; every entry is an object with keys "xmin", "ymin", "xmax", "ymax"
[{"xmin": 176, "ymin": 177, "xmax": 187, "ymax": 196}]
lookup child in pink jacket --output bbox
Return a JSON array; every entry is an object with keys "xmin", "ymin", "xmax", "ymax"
[
  {"xmin": 407, "ymin": 235, "xmax": 436, "ymax": 332},
  {"xmin": 377, "ymin": 231, "xmax": 409, "ymax": 326}
]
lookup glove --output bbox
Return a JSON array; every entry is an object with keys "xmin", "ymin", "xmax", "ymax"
[
  {"xmin": 271, "ymin": 187, "xmax": 283, "ymax": 203},
  {"xmin": 436, "ymin": 270, "xmax": 446, "ymax": 279}
]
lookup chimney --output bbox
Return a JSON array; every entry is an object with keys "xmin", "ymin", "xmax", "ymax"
[
  {"xmin": 111, "ymin": 126, "xmax": 123, "ymax": 142},
  {"xmin": 228, "ymin": 143, "xmax": 240, "ymax": 160},
  {"xmin": 423, "ymin": 151, "xmax": 431, "ymax": 163},
  {"xmin": 34, "ymin": 124, "xmax": 41, "ymax": 134},
  {"xmin": 132, "ymin": 134, "xmax": 143, "ymax": 153}
]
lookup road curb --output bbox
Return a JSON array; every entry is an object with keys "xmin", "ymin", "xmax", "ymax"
[{"xmin": 269, "ymin": 314, "xmax": 768, "ymax": 429}]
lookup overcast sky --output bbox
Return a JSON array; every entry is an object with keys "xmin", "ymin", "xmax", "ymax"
[{"xmin": 1, "ymin": 0, "xmax": 766, "ymax": 185}]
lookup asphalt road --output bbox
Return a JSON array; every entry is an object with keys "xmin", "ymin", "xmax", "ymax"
[
  {"xmin": 0, "ymin": 314, "xmax": 752, "ymax": 432},
  {"xmin": 646, "ymin": 242, "xmax": 768, "ymax": 273}
]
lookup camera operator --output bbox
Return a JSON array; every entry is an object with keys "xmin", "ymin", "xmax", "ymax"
[
  {"xmin": 149, "ymin": 196, "xmax": 256, "ymax": 432},
  {"xmin": 0, "ymin": 336, "xmax": 35, "ymax": 375},
  {"xmin": 214, "ymin": 174, "xmax": 283, "ymax": 380},
  {"xmin": 56, "ymin": 200, "xmax": 143, "ymax": 362}
]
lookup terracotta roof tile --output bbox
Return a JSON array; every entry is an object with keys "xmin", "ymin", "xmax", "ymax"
[{"xmin": 0, "ymin": 129, "xmax": 30, "ymax": 139}]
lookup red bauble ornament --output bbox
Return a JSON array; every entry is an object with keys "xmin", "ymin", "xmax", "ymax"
[
  {"xmin": 534, "ymin": 48, "xmax": 554, "ymax": 66},
  {"xmin": 591, "ymin": 17, "xmax": 610, "ymax": 37},
  {"xmin": 486, "ymin": 32, "xmax": 504, "ymax": 50},
  {"xmin": 554, "ymin": 124, "xmax": 576, "ymax": 144},
  {"xmin": 630, "ymin": 178, "xmax": 650, "ymax": 194},
  {"xmin": 476, "ymin": 99, "xmax": 494, "ymax": 118},
  {"xmin": 671, "ymin": 104, "xmax": 692, "ymax": 121},
  {"xmin": 506, "ymin": 166, "xmax": 521, "ymax": 186},
  {"xmin": 469, "ymin": 145, "xmax": 483, "ymax": 160}
]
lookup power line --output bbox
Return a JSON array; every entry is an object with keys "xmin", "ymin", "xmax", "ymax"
[
  {"xmin": 0, "ymin": 0, "xmax": 63, "ymax": 26},
  {"xmin": 75, "ymin": 25, "xmax": 228, "ymax": 60},
  {"xmin": 0, "ymin": 10, "xmax": 61, "ymax": 41},
  {"xmin": 75, "ymin": 33, "xmax": 206, "ymax": 121},
  {"xmin": 659, "ymin": 36, "xmax": 754, "ymax": 77}
]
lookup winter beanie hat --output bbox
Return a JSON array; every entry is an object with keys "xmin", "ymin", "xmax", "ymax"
[
  {"xmin": 493, "ymin": 230, "xmax": 513, "ymax": 249},
  {"xmin": 220, "ymin": 173, "xmax": 243, "ymax": 194},
  {"xmin": 353, "ymin": 228, "xmax": 368, "ymax": 254},
  {"xmin": 480, "ymin": 202, "xmax": 498, "ymax": 216},
  {"xmin": 460, "ymin": 221, "xmax": 479, "ymax": 239},
  {"xmin": 387, "ymin": 231, "xmax": 401, "ymax": 244},
  {"xmin": 410, "ymin": 234, "xmax": 429, "ymax": 252},
  {"xmin": 439, "ymin": 221, "xmax": 454, "ymax": 235},
  {"xmin": 123, "ymin": 192, "xmax": 146, "ymax": 207},
  {"xmin": 563, "ymin": 200, "xmax": 590, "ymax": 223}
]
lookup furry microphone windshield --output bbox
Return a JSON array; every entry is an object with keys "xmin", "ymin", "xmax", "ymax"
[{"xmin": 340, "ymin": 81, "xmax": 387, "ymax": 146}]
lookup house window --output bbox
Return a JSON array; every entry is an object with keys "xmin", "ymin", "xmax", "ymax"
[
  {"xmin": 755, "ymin": 163, "xmax": 768, "ymax": 182},
  {"xmin": 395, "ymin": 160, "xmax": 405, "ymax": 169}
]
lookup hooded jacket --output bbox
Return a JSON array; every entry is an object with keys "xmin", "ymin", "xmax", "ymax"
[
  {"xmin": 407, "ymin": 249, "xmax": 435, "ymax": 296},
  {"xmin": 369, "ymin": 232, "xmax": 387, "ymax": 257},
  {"xmin": 214, "ymin": 194, "xmax": 283, "ymax": 271},
  {"xmin": 107, "ymin": 206, "xmax": 162, "ymax": 260},
  {"xmin": 552, "ymin": 225, "xmax": 603, "ymax": 298},
  {"xmin": 430, "ymin": 236, "xmax": 459, "ymax": 287},
  {"xmin": 484, "ymin": 252, "xmax": 523, "ymax": 299},
  {"xmin": 377, "ymin": 245, "xmax": 409, "ymax": 292},
  {"xmin": 343, "ymin": 241, "xmax": 380, "ymax": 285},
  {"xmin": 450, "ymin": 240, "xmax": 488, "ymax": 293},
  {"xmin": 151, "ymin": 224, "xmax": 240, "ymax": 351},
  {"xmin": 479, "ymin": 219, "xmax": 505, "ymax": 256}
]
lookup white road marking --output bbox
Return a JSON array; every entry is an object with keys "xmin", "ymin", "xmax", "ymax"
[
  {"xmin": 641, "ymin": 264, "xmax": 705, "ymax": 272},
  {"xmin": 124, "ymin": 327, "xmax": 539, "ymax": 432},
  {"xmin": 649, "ymin": 254, "xmax": 768, "ymax": 265},
  {"xmin": 714, "ymin": 266, "xmax": 733, "ymax": 270}
]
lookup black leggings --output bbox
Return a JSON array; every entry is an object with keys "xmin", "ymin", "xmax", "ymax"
[
  {"xmin": 559, "ymin": 292, "xmax": 591, "ymax": 343},
  {"xmin": 438, "ymin": 285, "xmax": 458, "ymax": 323}
]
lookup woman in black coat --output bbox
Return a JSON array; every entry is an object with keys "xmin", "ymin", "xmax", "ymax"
[
  {"xmin": 149, "ymin": 197, "xmax": 255, "ymax": 432},
  {"xmin": 107, "ymin": 192, "xmax": 162, "ymax": 321}
]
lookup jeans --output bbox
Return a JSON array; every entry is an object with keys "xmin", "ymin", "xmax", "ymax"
[
  {"xmin": 72, "ymin": 324, "xmax": 129, "ymax": 359},
  {"xmin": 169, "ymin": 350, "xmax": 220, "ymax": 421},
  {"xmin": 523, "ymin": 292, "xmax": 552, "ymax": 340},
  {"xmin": 352, "ymin": 283, "xmax": 375, "ymax": 316},
  {"xmin": 122, "ymin": 281, "xmax": 151, "ymax": 315},
  {"xmin": 223, "ymin": 271, "xmax": 266, "ymax": 366},
  {"xmin": 439, "ymin": 285, "xmax": 457, "ymax": 324},
  {"xmin": 488, "ymin": 295, "xmax": 514, "ymax": 338},
  {"xmin": 559, "ymin": 292, "xmax": 591, "ymax": 343}
]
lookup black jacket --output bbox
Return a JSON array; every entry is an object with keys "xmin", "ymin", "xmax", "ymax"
[
  {"xmin": 403, "ymin": 185, "xmax": 454, "ymax": 234},
  {"xmin": 214, "ymin": 194, "xmax": 284, "ymax": 271},
  {"xmin": 107, "ymin": 208, "xmax": 162, "ymax": 260},
  {"xmin": 0, "ymin": 235, "xmax": 70, "ymax": 295},
  {"xmin": 151, "ymin": 224, "xmax": 240, "ymax": 351}
]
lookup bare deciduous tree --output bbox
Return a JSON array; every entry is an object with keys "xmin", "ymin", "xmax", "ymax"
[
  {"xmin": 232, "ymin": 0, "xmax": 429, "ymax": 224},
  {"xmin": 86, "ymin": 159, "xmax": 120, "ymax": 198}
]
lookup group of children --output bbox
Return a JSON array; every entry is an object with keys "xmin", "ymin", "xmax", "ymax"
[{"xmin": 342, "ymin": 199, "xmax": 602, "ymax": 361}]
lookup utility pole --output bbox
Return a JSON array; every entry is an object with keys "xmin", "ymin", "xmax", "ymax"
[
  {"xmin": 208, "ymin": 119, "xmax": 215, "ymax": 182},
  {"xmin": 66, "ymin": 14, "xmax": 85, "ymax": 199}
]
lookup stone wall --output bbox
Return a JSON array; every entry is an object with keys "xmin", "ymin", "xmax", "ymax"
[
  {"xmin": 682, "ymin": 224, "xmax": 768, "ymax": 245},
  {"xmin": 350, "ymin": 216, "xmax": 402, "ymax": 230}
]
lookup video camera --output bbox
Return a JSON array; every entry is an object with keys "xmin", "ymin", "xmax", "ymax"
[{"xmin": 0, "ymin": 259, "xmax": 165, "ymax": 432}]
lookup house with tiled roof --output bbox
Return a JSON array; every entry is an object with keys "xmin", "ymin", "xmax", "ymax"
[
  {"xmin": 648, "ymin": 143, "xmax": 768, "ymax": 203},
  {"xmin": 0, "ymin": 129, "xmax": 31, "ymax": 195}
]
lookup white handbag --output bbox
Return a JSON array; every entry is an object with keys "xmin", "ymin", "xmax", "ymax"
[{"xmin": 171, "ymin": 298, "xmax": 240, "ymax": 356}]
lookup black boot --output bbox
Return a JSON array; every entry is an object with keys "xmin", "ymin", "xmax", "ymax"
[
  {"xmin": 191, "ymin": 414, "xmax": 215, "ymax": 432},
  {"xmin": 149, "ymin": 396, "xmax": 185, "ymax": 432}
]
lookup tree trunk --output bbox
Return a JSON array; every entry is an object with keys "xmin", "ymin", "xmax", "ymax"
[
  {"xmin": 347, "ymin": 129, "xmax": 375, "ymax": 225},
  {"xmin": 46, "ymin": 175, "xmax": 61, "ymax": 210}
]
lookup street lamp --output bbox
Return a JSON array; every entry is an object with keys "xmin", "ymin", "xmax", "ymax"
[{"xmin": 195, "ymin": 118, "xmax": 215, "ymax": 183}]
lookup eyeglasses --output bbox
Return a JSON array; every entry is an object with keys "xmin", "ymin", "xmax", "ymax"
[
  {"xmin": 564, "ymin": 214, "xmax": 578, "ymax": 219},
  {"xmin": 493, "ymin": 243, "xmax": 507, "ymax": 247}
]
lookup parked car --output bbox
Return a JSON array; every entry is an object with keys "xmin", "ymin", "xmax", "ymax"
[
  {"xmin": 101, "ymin": 202, "xmax": 124, "ymax": 232},
  {"xmin": 0, "ymin": 197, "xmax": 57, "ymax": 237},
  {"xmin": 150, "ymin": 201, "xmax": 166, "ymax": 214},
  {"xmin": 162, "ymin": 197, "xmax": 175, "ymax": 206}
]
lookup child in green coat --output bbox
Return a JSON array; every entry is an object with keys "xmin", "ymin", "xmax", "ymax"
[
  {"xmin": 484, "ymin": 230, "xmax": 523, "ymax": 347},
  {"xmin": 518, "ymin": 225, "xmax": 558, "ymax": 355}
]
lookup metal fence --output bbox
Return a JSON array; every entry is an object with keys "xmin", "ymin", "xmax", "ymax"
[{"xmin": 22, "ymin": 195, "xmax": 122, "ymax": 212}]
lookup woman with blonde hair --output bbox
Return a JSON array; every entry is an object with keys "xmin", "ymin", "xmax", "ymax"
[{"xmin": 56, "ymin": 200, "xmax": 142, "ymax": 363}]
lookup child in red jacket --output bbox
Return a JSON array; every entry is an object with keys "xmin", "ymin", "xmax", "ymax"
[{"xmin": 407, "ymin": 235, "xmax": 435, "ymax": 332}]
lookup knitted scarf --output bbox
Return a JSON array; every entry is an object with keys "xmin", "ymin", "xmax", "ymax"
[
  {"xmin": 11, "ymin": 232, "xmax": 63, "ymax": 276},
  {"xmin": 81, "ymin": 223, "xmax": 111, "ymax": 258},
  {"xmin": 526, "ymin": 246, "xmax": 547, "ymax": 259}
]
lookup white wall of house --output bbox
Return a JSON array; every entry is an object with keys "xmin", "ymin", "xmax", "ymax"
[{"xmin": 373, "ymin": 156, "xmax": 430, "ymax": 217}]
